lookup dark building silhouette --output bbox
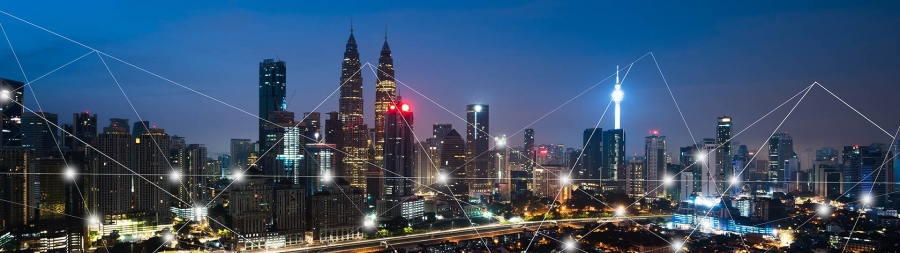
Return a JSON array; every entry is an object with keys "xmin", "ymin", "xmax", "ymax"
[
  {"xmin": 1, "ymin": 78, "xmax": 24, "ymax": 148},
  {"xmin": 384, "ymin": 102, "xmax": 414, "ymax": 198},
  {"xmin": 259, "ymin": 59, "xmax": 287, "ymax": 148}
]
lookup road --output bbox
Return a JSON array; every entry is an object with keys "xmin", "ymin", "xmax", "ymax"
[{"xmin": 257, "ymin": 215, "xmax": 671, "ymax": 253}]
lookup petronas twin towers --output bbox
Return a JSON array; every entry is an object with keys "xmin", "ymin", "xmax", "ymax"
[{"xmin": 338, "ymin": 26, "xmax": 397, "ymax": 188}]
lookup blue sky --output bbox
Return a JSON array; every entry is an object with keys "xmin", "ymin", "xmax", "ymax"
[{"xmin": 1, "ymin": 1, "xmax": 899, "ymax": 159}]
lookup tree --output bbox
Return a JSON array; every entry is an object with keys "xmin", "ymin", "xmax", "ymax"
[{"xmin": 385, "ymin": 216, "xmax": 409, "ymax": 233}]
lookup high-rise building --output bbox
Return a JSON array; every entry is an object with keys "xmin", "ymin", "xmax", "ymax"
[
  {"xmin": 492, "ymin": 135, "xmax": 511, "ymax": 201},
  {"xmin": 108, "ymin": 118, "xmax": 130, "ymax": 133},
  {"xmin": 73, "ymin": 112, "xmax": 97, "ymax": 151},
  {"xmin": 303, "ymin": 143, "xmax": 337, "ymax": 195},
  {"xmin": 134, "ymin": 128, "xmax": 171, "ymax": 222},
  {"xmin": 466, "ymin": 104, "xmax": 490, "ymax": 193},
  {"xmin": 602, "ymin": 129, "xmax": 625, "ymax": 192},
  {"xmin": 644, "ymin": 132, "xmax": 666, "ymax": 197},
  {"xmin": 22, "ymin": 112, "xmax": 59, "ymax": 155},
  {"xmin": 582, "ymin": 128, "xmax": 603, "ymax": 190},
  {"xmin": 383, "ymin": 102, "xmax": 414, "ymax": 198},
  {"xmin": 431, "ymin": 124, "xmax": 452, "ymax": 170},
  {"xmin": 0, "ymin": 149, "xmax": 33, "ymax": 230},
  {"xmin": 230, "ymin": 139, "xmax": 253, "ymax": 176},
  {"xmin": 857, "ymin": 143, "xmax": 892, "ymax": 207},
  {"xmin": 416, "ymin": 140, "xmax": 433, "ymax": 186},
  {"xmin": 841, "ymin": 145, "xmax": 861, "ymax": 199},
  {"xmin": 36, "ymin": 156, "xmax": 66, "ymax": 221},
  {"xmin": 680, "ymin": 145, "xmax": 700, "ymax": 194},
  {"xmin": 87, "ymin": 124, "xmax": 132, "ymax": 219},
  {"xmin": 338, "ymin": 27, "xmax": 368, "ymax": 188},
  {"xmin": 625, "ymin": 157, "xmax": 645, "ymax": 197},
  {"xmin": 524, "ymin": 129, "xmax": 535, "ymax": 174},
  {"xmin": 698, "ymin": 139, "xmax": 718, "ymax": 198},
  {"xmin": 716, "ymin": 116, "xmax": 732, "ymax": 195},
  {"xmin": 183, "ymin": 144, "xmax": 207, "ymax": 206},
  {"xmin": 439, "ymin": 129, "xmax": 466, "ymax": 188},
  {"xmin": 768, "ymin": 133, "xmax": 795, "ymax": 183},
  {"xmin": 0, "ymin": 78, "xmax": 24, "ymax": 148},
  {"xmin": 259, "ymin": 59, "xmax": 287, "ymax": 148},
  {"xmin": 229, "ymin": 165, "xmax": 271, "ymax": 250},
  {"xmin": 373, "ymin": 33, "xmax": 397, "ymax": 169},
  {"xmin": 132, "ymin": 121, "xmax": 149, "ymax": 138},
  {"xmin": 303, "ymin": 112, "xmax": 321, "ymax": 143},
  {"xmin": 264, "ymin": 111, "xmax": 303, "ymax": 184}
]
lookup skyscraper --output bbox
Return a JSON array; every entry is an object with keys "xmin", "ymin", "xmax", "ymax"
[
  {"xmin": 229, "ymin": 138, "xmax": 253, "ymax": 176},
  {"xmin": 625, "ymin": 157, "xmax": 645, "ymax": 197},
  {"xmin": 524, "ymin": 129, "xmax": 535, "ymax": 174},
  {"xmin": 384, "ymin": 102, "xmax": 414, "ymax": 198},
  {"xmin": 0, "ymin": 149, "xmax": 32, "ymax": 230},
  {"xmin": 602, "ymin": 129, "xmax": 625, "ymax": 192},
  {"xmin": 716, "ymin": 116, "xmax": 732, "ymax": 195},
  {"xmin": 0, "ymin": 78, "xmax": 24, "ymax": 148},
  {"xmin": 858, "ymin": 143, "xmax": 892, "ymax": 207},
  {"xmin": 265, "ymin": 111, "xmax": 302, "ymax": 184},
  {"xmin": 698, "ymin": 139, "xmax": 718, "ymax": 198},
  {"xmin": 582, "ymin": 128, "xmax": 603, "ymax": 190},
  {"xmin": 135, "ymin": 128, "xmax": 171, "ymax": 222},
  {"xmin": 768, "ymin": 133, "xmax": 795, "ymax": 183},
  {"xmin": 338, "ymin": 26, "xmax": 368, "ymax": 188},
  {"xmin": 73, "ymin": 112, "xmax": 97, "ymax": 151},
  {"xmin": 303, "ymin": 112, "xmax": 321, "ymax": 143},
  {"xmin": 466, "ymin": 104, "xmax": 490, "ymax": 193},
  {"xmin": 88, "ymin": 123, "xmax": 132, "ymax": 219},
  {"xmin": 440, "ymin": 129, "xmax": 466, "ymax": 187},
  {"xmin": 183, "ymin": 143, "xmax": 207, "ymax": 206},
  {"xmin": 644, "ymin": 132, "xmax": 666, "ymax": 198},
  {"xmin": 679, "ymin": 145, "xmax": 700, "ymax": 194},
  {"xmin": 430, "ymin": 123, "xmax": 452, "ymax": 171},
  {"xmin": 22, "ymin": 112, "xmax": 59, "ymax": 155},
  {"xmin": 374, "ymin": 32, "xmax": 397, "ymax": 169},
  {"xmin": 259, "ymin": 59, "xmax": 287, "ymax": 148}
]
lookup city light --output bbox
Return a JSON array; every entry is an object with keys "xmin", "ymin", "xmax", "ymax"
[
  {"xmin": 474, "ymin": 105, "xmax": 482, "ymax": 112},
  {"xmin": 0, "ymin": 90, "xmax": 9, "ymax": 100},
  {"xmin": 483, "ymin": 211, "xmax": 493, "ymax": 218},
  {"xmin": 64, "ymin": 167, "xmax": 76, "ymax": 179},
  {"xmin": 364, "ymin": 214, "xmax": 376, "ymax": 228},
  {"xmin": 163, "ymin": 233, "xmax": 174, "ymax": 242},
  {"xmin": 494, "ymin": 136, "xmax": 506, "ymax": 147},
  {"xmin": 611, "ymin": 88, "xmax": 624, "ymax": 102},
  {"xmin": 401, "ymin": 103, "xmax": 410, "ymax": 112},
  {"xmin": 233, "ymin": 170, "xmax": 244, "ymax": 181},
  {"xmin": 664, "ymin": 176, "xmax": 673, "ymax": 185},
  {"xmin": 564, "ymin": 240, "xmax": 575, "ymax": 250},
  {"xmin": 615, "ymin": 206, "xmax": 625, "ymax": 216},
  {"xmin": 730, "ymin": 176, "xmax": 739, "ymax": 185},
  {"xmin": 560, "ymin": 175, "xmax": 570, "ymax": 185}
]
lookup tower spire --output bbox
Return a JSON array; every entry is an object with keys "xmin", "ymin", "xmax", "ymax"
[
  {"xmin": 384, "ymin": 24, "xmax": 387, "ymax": 41},
  {"xmin": 616, "ymin": 64, "xmax": 620, "ymax": 85},
  {"xmin": 350, "ymin": 15, "xmax": 354, "ymax": 33}
]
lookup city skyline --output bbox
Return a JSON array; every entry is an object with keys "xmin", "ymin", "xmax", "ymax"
[{"xmin": 0, "ymin": 1, "xmax": 897, "ymax": 155}]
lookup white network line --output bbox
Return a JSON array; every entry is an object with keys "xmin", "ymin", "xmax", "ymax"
[
  {"xmin": 651, "ymin": 52, "xmax": 697, "ymax": 145},
  {"xmin": 841, "ymin": 125, "xmax": 899, "ymax": 253}
]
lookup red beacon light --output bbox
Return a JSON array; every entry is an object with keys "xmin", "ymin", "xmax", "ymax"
[
  {"xmin": 401, "ymin": 104, "xmax": 410, "ymax": 112},
  {"xmin": 390, "ymin": 105, "xmax": 396, "ymax": 110}
]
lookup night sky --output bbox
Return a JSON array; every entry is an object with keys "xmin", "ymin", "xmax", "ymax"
[{"xmin": 1, "ymin": 1, "xmax": 899, "ymax": 162}]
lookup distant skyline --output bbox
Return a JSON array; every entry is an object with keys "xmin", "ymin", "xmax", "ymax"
[{"xmin": 1, "ymin": 1, "xmax": 899, "ymax": 157}]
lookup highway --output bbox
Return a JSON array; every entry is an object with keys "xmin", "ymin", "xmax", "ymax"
[{"xmin": 257, "ymin": 215, "xmax": 671, "ymax": 253}]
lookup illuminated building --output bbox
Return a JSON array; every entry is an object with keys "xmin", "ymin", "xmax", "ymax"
[
  {"xmin": 715, "ymin": 116, "xmax": 732, "ymax": 196},
  {"xmin": 37, "ymin": 156, "xmax": 66, "ymax": 221},
  {"xmin": 858, "ymin": 143, "xmax": 893, "ymax": 207},
  {"xmin": 72, "ymin": 112, "xmax": 97, "ymax": 151},
  {"xmin": 0, "ymin": 149, "xmax": 33, "ymax": 230},
  {"xmin": 768, "ymin": 133, "xmax": 794, "ymax": 183},
  {"xmin": 182, "ymin": 143, "xmax": 208, "ymax": 205},
  {"xmin": 602, "ymin": 129, "xmax": 625, "ymax": 192},
  {"xmin": 431, "ymin": 123, "xmax": 452, "ymax": 174},
  {"xmin": 698, "ymin": 139, "xmax": 718, "ymax": 198},
  {"xmin": 466, "ymin": 104, "xmax": 490, "ymax": 194},
  {"xmin": 230, "ymin": 165, "xmax": 272, "ymax": 250},
  {"xmin": 87, "ymin": 123, "xmax": 132, "ymax": 220},
  {"xmin": 492, "ymin": 135, "xmax": 510, "ymax": 201},
  {"xmin": 0, "ymin": 78, "xmax": 24, "ymax": 148},
  {"xmin": 259, "ymin": 58, "xmax": 287, "ymax": 149},
  {"xmin": 440, "ymin": 129, "xmax": 467, "ymax": 189},
  {"xmin": 384, "ymin": 102, "xmax": 414, "ymax": 198},
  {"xmin": 842, "ymin": 145, "xmax": 861, "ymax": 198},
  {"xmin": 309, "ymin": 177, "xmax": 364, "ymax": 243},
  {"xmin": 416, "ymin": 140, "xmax": 434, "ymax": 186},
  {"xmin": 230, "ymin": 138, "xmax": 253, "ymax": 177},
  {"xmin": 134, "ymin": 127, "xmax": 171, "ymax": 223},
  {"xmin": 679, "ymin": 170, "xmax": 694, "ymax": 201},
  {"xmin": 22, "ymin": 112, "xmax": 58, "ymax": 156},
  {"xmin": 373, "ymin": 31, "xmax": 396, "ymax": 169},
  {"xmin": 680, "ymin": 145, "xmax": 700, "ymax": 194},
  {"xmin": 338, "ymin": 25, "xmax": 368, "ymax": 189},
  {"xmin": 304, "ymin": 143, "xmax": 337, "ymax": 194},
  {"xmin": 303, "ymin": 112, "xmax": 321, "ymax": 143},
  {"xmin": 644, "ymin": 132, "xmax": 666, "ymax": 198},
  {"xmin": 533, "ymin": 165, "xmax": 569, "ymax": 199},
  {"xmin": 264, "ymin": 111, "xmax": 303, "ymax": 185},
  {"xmin": 625, "ymin": 157, "xmax": 645, "ymax": 197},
  {"xmin": 582, "ymin": 128, "xmax": 602, "ymax": 191},
  {"xmin": 524, "ymin": 129, "xmax": 535, "ymax": 175}
]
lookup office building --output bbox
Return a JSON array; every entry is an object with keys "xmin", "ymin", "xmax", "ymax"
[
  {"xmin": 87, "ymin": 123, "xmax": 132, "ymax": 220},
  {"xmin": 230, "ymin": 139, "xmax": 253, "ymax": 176},
  {"xmin": 698, "ymin": 139, "xmax": 718, "ymax": 198},
  {"xmin": 842, "ymin": 145, "xmax": 861, "ymax": 198},
  {"xmin": 338, "ymin": 28, "xmax": 368, "ymax": 189},
  {"xmin": 626, "ymin": 157, "xmax": 645, "ymax": 197},
  {"xmin": 768, "ymin": 133, "xmax": 794, "ymax": 182},
  {"xmin": 0, "ymin": 78, "xmax": 24, "ymax": 148},
  {"xmin": 645, "ymin": 132, "xmax": 666, "ymax": 197},
  {"xmin": 134, "ymin": 128, "xmax": 171, "ymax": 222},
  {"xmin": 229, "ymin": 165, "xmax": 272, "ymax": 251},
  {"xmin": 383, "ymin": 102, "xmax": 415, "ymax": 198},
  {"xmin": 259, "ymin": 59, "xmax": 287, "ymax": 149},
  {"xmin": 602, "ymin": 129, "xmax": 625, "ymax": 192},
  {"xmin": 466, "ymin": 104, "xmax": 490, "ymax": 194},
  {"xmin": 582, "ymin": 128, "xmax": 603, "ymax": 190},
  {"xmin": 308, "ymin": 178, "xmax": 365, "ymax": 243},
  {"xmin": 524, "ymin": 128, "xmax": 535, "ymax": 174},
  {"xmin": 373, "ymin": 33, "xmax": 396, "ymax": 169},
  {"xmin": 22, "ymin": 112, "xmax": 59, "ymax": 155},
  {"xmin": 440, "ymin": 129, "xmax": 466, "ymax": 187},
  {"xmin": 72, "ymin": 112, "xmax": 97, "ymax": 151},
  {"xmin": 715, "ymin": 116, "xmax": 732, "ymax": 195},
  {"xmin": 0, "ymin": 149, "xmax": 33, "ymax": 230}
]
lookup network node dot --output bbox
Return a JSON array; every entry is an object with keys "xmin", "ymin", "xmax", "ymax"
[
  {"xmin": 438, "ymin": 173, "xmax": 449, "ymax": 184},
  {"xmin": 818, "ymin": 205, "xmax": 831, "ymax": 216},
  {"xmin": 88, "ymin": 215, "xmax": 99, "ymax": 225},
  {"xmin": 862, "ymin": 195, "xmax": 873, "ymax": 205},
  {"xmin": 233, "ymin": 171, "xmax": 244, "ymax": 181},
  {"xmin": 170, "ymin": 170, "xmax": 181, "ymax": 181},
  {"xmin": 321, "ymin": 172, "xmax": 333, "ymax": 182},
  {"xmin": 163, "ymin": 233, "xmax": 174, "ymax": 242},
  {"xmin": 664, "ymin": 177, "xmax": 673, "ymax": 185},
  {"xmin": 64, "ymin": 167, "xmax": 76, "ymax": 179},
  {"xmin": 730, "ymin": 176, "xmax": 739, "ymax": 185},
  {"xmin": 615, "ymin": 206, "xmax": 625, "ymax": 217},
  {"xmin": 560, "ymin": 176, "xmax": 570, "ymax": 185},
  {"xmin": 564, "ymin": 240, "xmax": 575, "ymax": 250}
]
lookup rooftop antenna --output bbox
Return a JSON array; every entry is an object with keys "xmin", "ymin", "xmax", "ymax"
[{"xmin": 276, "ymin": 55, "xmax": 281, "ymax": 61}]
